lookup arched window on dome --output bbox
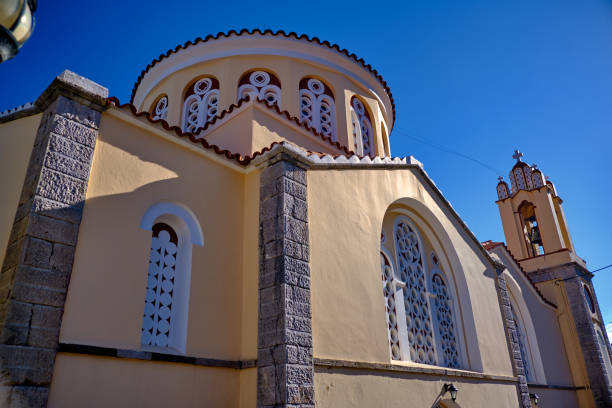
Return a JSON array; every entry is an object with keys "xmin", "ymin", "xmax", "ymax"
[
  {"xmin": 181, "ymin": 76, "xmax": 220, "ymax": 133},
  {"xmin": 150, "ymin": 95, "xmax": 168, "ymax": 121},
  {"xmin": 140, "ymin": 202, "xmax": 204, "ymax": 353},
  {"xmin": 429, "ymin": 253, "xmax": 461, "ymax": 369},
  {"xmin": 237, "ymin": 69, "xmax": 281, "ymax": 107},
  {"xmin": 299, "ymin": 77, "xmax": 336, "ymax": 141},
  {"xmin": 350, "ymin": 95, "xmax": 374, "ymax": 156}
]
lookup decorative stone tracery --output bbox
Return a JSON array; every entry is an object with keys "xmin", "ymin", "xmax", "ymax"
[
  {"xmin": 182, "ymin": 77, "xmax": 219, "ymax": 133},
  {"xmin": 151, "ymin": 95, "xmax": 168, "ymax": 121},
  {"xmin": 299, "ymin": 77, "xmax": 336, "ymax": 140},
  {"xmin": 430, "ymin": 263, "xmax": 460, "ymax": 368},
  {"xmin": 350, "ymin": 96, "xmax": 374, "ymax": 156},
  {"xmin": 237, "ymin": 70, "xmax": 281, "ymax": 107},
  {"xmin": 393, "ymin": 218, "xmax": 437, "ymax": 365},
  {"xmin": 142, "ymin": 223, "xmax": 178, "ymax": 348},
  {"xmin": 381, "ymin": 250, "xmax": 401, "ymax": 360}
]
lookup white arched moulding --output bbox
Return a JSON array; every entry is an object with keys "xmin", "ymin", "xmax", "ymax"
[
  {"xmin": 237, "ymin": 69, "xmax": 281, "ymax": 107},
  {"xmin": 140, "ymin": 202, "xmax": 204, "ymax": 354},
  {"xmin": 505, "ymin": 272, "xmax": 547, "ymax": 384},
  {"xmin": 350, "ymin": 95, "xmax": 374, "ymax": 156},
  {"xmin": 181, "ymin": 76, "xmax": 220, "ymax": 133},
  {"xmin": 150, "ymin": 95, "xmax": 168, "ymax": 121},
  {"xmin": 380, "ymin": 206, "xmax": 470, "ymax": 370},
  {"xmin": 298, "ymin": 77, "xmax": 337, "ymax": 141}
]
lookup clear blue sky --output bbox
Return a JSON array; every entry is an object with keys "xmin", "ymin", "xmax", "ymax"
[{"xmin": 2, "ymin": 0, "xmax": 611, "ymax": 333}]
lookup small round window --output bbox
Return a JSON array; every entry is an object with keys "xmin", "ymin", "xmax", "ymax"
[{"xmin": 583, "ymin": 284, "xmax": 595, "ymax": 314}]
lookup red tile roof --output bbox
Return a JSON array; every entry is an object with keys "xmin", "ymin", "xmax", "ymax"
[{"xmin": 482, "ymin": 241, "xmax": 557, "ymax": 308}]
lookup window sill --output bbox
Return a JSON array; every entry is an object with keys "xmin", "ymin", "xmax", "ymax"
[{"xmin": 314, "ymin": 358, "xmax": 517, "ymax": 383}]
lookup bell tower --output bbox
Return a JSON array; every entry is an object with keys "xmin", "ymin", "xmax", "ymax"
[
  {"xmin": 495, "ymin": 151, "xmax": 612, "ymax": 407},
  {"xmin": 496, "ymin": 150, "xmax": 578, "ymax": 270}
]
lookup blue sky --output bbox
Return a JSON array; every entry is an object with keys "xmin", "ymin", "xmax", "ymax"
[{"xmin": 2, "ymin": 0, "xmax": 611, "ymax": 333}]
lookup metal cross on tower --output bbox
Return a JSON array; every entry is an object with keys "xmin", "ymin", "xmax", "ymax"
[{"xmin": 512, "ymin": 150, "xmax": 523, "ymax": 161}]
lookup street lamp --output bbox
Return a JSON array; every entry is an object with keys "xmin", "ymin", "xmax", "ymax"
[
  {"xmin": 529, "ymin": 393, "xmax": 540, "ymax": 407},
  {"xmin": 0, "ymin": 0, "xmax": 37, "ymax": 62},
  {"xmin": 444, "ymin": 383, "xmax": 459, "ymax": 402}
]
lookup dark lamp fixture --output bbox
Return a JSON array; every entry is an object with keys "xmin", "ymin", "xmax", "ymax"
[
  {"xmin": 444, "ymin": 383, "xmax": 458, "ymax": 402},
  {"xmin": 529, "ymin": 392, "xmax": 540, "ymax": 406},
  {"xmin": 0, "ymin": 0, "xmax": 37, "ymax": 62}
]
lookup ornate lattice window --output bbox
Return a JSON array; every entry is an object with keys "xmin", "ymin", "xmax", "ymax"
[
  {"xmin": 511, "ymin": 303, "xmax": 533, "ymax": 382},
  {"xmin": 299, "ymin": 77, "xmax": 336, "ymax": 140},
  {"xmin": 237, "ymin": 70, "xmax": 281, "ymax": 107},
  {"xmin": 394, "ymin": 218, "xmax": 436, "ymax": 365},
  {"xmin": 430, "ymin": 253, "xmax": 460, "ymax": 368},
  {"xmin": 181, "ymin": 77, "xmax": 220, "ymax": 133},
  {"xmin": 350, "ymin": 96, "xmax": 374, "ymax": 156},
  {"xmin": 151, "ymin": 95, "xmax": 168, "ymax": 121},
  {"xmin": 381, "ymin": 249, "xmax": 402, "ymax": 360},
  {"xmin": 142, "ymin": 223, "xmax": 178, "ymax": 348}
]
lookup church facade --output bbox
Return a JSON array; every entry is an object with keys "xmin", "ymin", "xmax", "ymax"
[{"xmin": 0, "ymin": 30, "xmax": 610, "ymax": 407}]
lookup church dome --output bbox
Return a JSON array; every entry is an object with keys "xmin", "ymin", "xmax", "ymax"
[{"xmin": 129, "ymin": 29, "xmax": 395, "ymax": 156}]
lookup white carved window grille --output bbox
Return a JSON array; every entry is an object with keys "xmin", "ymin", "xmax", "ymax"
[
  {"xmin": 151, "ymin": 95, "xmax": 168, "ymax": 121},
  {"xmin": 299, "ymin": 77, "xmax": 337, "ymax": 141},
  {"xmin": 142, "ymin": 223, "xmax": 178, "ymax": 348},
  {"xmin": 381, "ymin": 250, "xmax": 402, "ymax": 360},
  {"xmin": 511, "ymin": 303, "xmax": 533, "ymax": 382},
  {"xmin": 237, "ymin": 70, "xmax": 281, "ymax": 107},
  {"xmin": 350, "ymin": 96, "xmax": 374, "ymax": 156},
  {"xmin": 394, "ymin": 219, "xmax": 437, "ymax": 365},
  {"xmin": 431, "ymin": 266, "xmax": 460, "ymax": 368},
  {"xmin": 181, "ymin": 77, "xmax": 220, "ymax": 133}
]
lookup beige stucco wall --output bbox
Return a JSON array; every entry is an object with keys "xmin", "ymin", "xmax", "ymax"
[
  {"xmin": 315, "ymin": 368, "xmax": 519, "ymax": 407},
  {"xmin": 52, "ymin": 110, "xmax": 259, "ymax": 406},
  {"xmin": 0, "ymin": 114, "xmax": 41, "ymax": 266},
  {"xmin": 48, "ymin": 353, "xmax": 242, "ymax": 407},
  {"xmin": 137, "ymin": 51, "xmax": 387, "ymax": 156},
  {"xmin": 203, "ymin": 103, "xmax": 344, "ymax": 157},
  {"xmin": 307, "ymin": 167, "xmax": 516, "ymax": 406}
]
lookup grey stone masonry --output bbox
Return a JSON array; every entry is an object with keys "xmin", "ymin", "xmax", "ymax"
[
  {"xmin": 0, "ymin": 71, "xmax": 107, "ymax": 407},
  {"xmin": 561, "ymin": 265, "xmax": 612, "ymax": 407},
  {"xmin": 257, "ymin": 154, "xmax": 314, "ymax": 408},
  {"xmin": 494, "ymin": 268, "xmax": 532, "ymax": 408}
]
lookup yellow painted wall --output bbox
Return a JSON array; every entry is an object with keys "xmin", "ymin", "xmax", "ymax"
[
  {"xmin": 315, "ymin": 368, "xmax": 519, "ymax": 407},
  {"xmin": 0, "ymin": 114, "xmax": 41, "ymax": 266},
  {"xmin": 53, "ymin": 111, "xmax": 260, "ymax": 406},
  {"xmin": 307, "ymin": 168, "xmax": 514, "ymax": 383},
  {"xmin": 48, "ymin": 353, "xmax": 241, "ymax": 408}
]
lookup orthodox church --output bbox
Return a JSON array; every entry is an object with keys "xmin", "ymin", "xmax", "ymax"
[{"xmin": 0, "ymin": 29, "xmax": 610, "ymax": 408}]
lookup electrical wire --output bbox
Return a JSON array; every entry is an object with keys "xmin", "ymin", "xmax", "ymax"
[{"xmin": 392, "ymin": 126, "xmax": 505, "ymax": 176}]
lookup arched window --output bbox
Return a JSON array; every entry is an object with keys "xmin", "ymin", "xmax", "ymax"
[
  {"xmin": 430, "ymin": 253, "xmax": 461, "ymax": 369},
  {"xmin": 393, "ymin": 217, "xmax": 436, "ymax": 365},
  {"xmin": 510, "ymin": 302, "xmax": 533, "ymax": 382},
  {"xmin": 381, "ymin": 248, "xmax": 402, "ymax": 360},
  {"xmin": 299, "ymin": 77, "xmax": 336, "ymax": 140},
  {"xmin": 150, "ymin": 95, "xmax": 168, "ymax": 121},
  {"xmin": 181, "ymin": 77, "xmax": 220, "ymax": 133},
  {"xmin": 140, "ymin": 202, "xmax": 204, "ymax": 353},
  {"xmin": 583, "ymin": 284, "xmax": 596, "ymax": 314},
  {"xmin": 350, "ymin": 96, "xmax": 374, "ymax": 156},
  {"xmin": 237, "ymin": 70, "xmax": 281, "ymax": 107},
  {"xmin": 381, "ymin": 215, "xmax": 465, "ymax": 369}
]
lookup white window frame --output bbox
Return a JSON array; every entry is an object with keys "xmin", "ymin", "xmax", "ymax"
[{"xmin": 140, "ymin": 202, "xmax": 204, "ymax": 354}]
